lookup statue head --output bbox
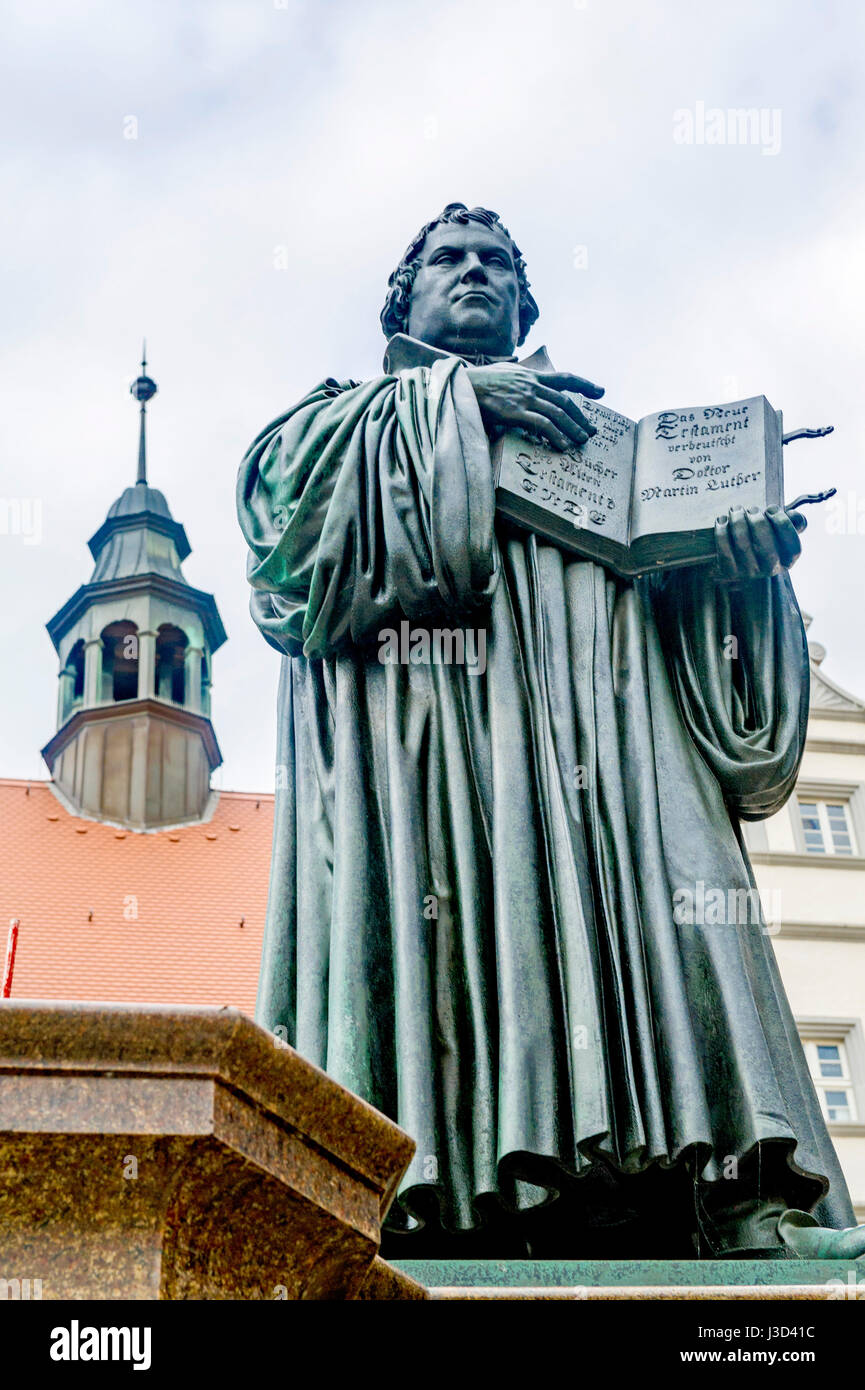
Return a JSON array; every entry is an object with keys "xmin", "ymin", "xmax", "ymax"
[{"xmin": 380, "ymin": 203, "xmax": 539, "ymax": 358}]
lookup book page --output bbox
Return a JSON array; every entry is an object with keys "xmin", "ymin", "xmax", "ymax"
[
  {"xmin": 495, "ymin": 395, "xmax": 636, "ymax": 549},
  {"xmin": 631, "ymin": 396, "xmax": 780, "ymax": 540}
]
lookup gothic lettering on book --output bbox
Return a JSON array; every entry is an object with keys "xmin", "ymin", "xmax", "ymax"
[{"xmin": 493, "ymin": 393, "xmax": 782, "ymax": 575}]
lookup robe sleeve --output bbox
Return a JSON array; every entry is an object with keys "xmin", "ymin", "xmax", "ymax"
[
  {"xmin": 649, "ymin": 566, "xmax": 810, "ymax": 820},
  {"xmin": 236, "ymin": 358, "xmax": 498, "ymax": 658}
]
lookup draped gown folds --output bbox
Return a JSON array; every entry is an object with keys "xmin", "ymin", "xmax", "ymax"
[{"xmin": 237, "ymin": 355, "xmax": 855, "ymax": 1248}]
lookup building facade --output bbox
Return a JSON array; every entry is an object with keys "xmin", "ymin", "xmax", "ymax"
[{"xmin": 749, "ymin": 613, "xmax": 865, "ymax": 1221}]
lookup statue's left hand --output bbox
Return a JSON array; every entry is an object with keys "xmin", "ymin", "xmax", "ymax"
[{"xmin": 714, "ymin": 505, "xmax": 803, "ymax": 582}]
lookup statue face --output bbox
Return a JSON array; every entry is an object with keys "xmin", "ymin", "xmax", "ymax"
[{"xmin": 406, "ymin": 221, "xmax": 521, "ymax": 357}]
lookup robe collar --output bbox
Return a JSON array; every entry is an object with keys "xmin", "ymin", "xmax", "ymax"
[{"xmin": 383, "ymin": 333, "xmax": 556, "ymax": 375}]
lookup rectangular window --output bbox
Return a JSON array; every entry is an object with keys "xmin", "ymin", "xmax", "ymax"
[
  {"xmin": 798, "ymin": 799, "xmax": 856, "ymax": 856},
  {"xmin": 824, "ymin": 1090, "xmax": 853, "ymax": 1123},
  {"xmin": 803, "ymin": 1039, "xmax": 857, "ymax": 1123}
]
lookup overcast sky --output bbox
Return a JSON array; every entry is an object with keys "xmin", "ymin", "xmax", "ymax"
[{"xmin": 1, "ymin": 0, "xmax": 863, "ymax": 792}]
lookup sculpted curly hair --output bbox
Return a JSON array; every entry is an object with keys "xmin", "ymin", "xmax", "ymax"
[{"xmin": 380, "ymin": 202, "xmax": 539, "ymax": 347}]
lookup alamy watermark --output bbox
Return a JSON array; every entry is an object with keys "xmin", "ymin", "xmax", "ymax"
[
  {"xmin": 50, "ymin": 1321, "xmax": 151, "ymax": 1370},
  {"xmin": 825, "ymin": 489, "xmax": 865, "ymax": 535},
  {"xmin": 673, "ymin": 102, "xmax": 782, "ymax": 156},
  {"xmin": 0, "ymin": 497, "xmax": 42, "ymax": 545},
  {"xmin": 673, "ymin": 880, "xmax": 782, "ymax": 933},
  {"xmin": 826, "ymin": 1271, "xmax": 865, "ymax": 1300},
  {"xmin": 0, "ymin": 1275, "xmax": 42, "ymax": 1299},
  {"xmin": 378, "ymin": 620, "xmax": 486, "ymax": 676}
]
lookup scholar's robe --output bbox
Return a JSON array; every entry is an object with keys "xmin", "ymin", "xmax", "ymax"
[{"xmin": 237, "ymin": 354, "xmax": 854, "ymax": 1243}]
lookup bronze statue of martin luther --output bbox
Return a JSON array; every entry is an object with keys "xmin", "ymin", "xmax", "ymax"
[{"xmin": 238, "ymin": 203, "xmax": 863, "ymax": 1259}]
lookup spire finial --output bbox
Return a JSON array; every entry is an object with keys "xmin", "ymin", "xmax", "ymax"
[{"xmin": 130, "ymin": 343, "xmax": 157, "ymax": 486}]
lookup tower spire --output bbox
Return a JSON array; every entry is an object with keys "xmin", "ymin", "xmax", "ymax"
[
  {"xmin": 130, "ymin": 341, "xmax": 158, "ymax": 486},
  {"xmin": 42, "ymin": 352, "xmax": 225, "ymax": 830}
]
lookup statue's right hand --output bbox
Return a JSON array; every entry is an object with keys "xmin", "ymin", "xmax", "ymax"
[{"xmin": 464, "ymin": 365, "xmax": 604, "ymax": 451}]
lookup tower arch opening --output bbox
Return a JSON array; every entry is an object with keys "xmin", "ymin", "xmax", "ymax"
[
  {"xmin": 155, "ymin": 624, "xmax": 188, "ymax": 704},
  {"xmin": 69, "ymin": 639, "xmax": 85, "ymax": 701},
  {"xmin": 60, "ymin": 639, "xmax": 86, "ymax": 722},
  {"xmin": 200, "ymin": 651, "xmax": 211, "ymax": 714},
  {"xmin": 101, "ymin": 621, "xmax": 139, "ymax": 702}
]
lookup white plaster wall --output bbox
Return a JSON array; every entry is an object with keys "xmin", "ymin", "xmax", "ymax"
[
  {"xmin": 828, "ymin": 1136, "xmax": 865, "ymax": 1214},
  {"xmin": 773, "ymin": 938, "xmax": 865, "ymax": 1017},
  {"xmin": 772, "ymin": 936, "xmax": 865, "ymax": 1210},
  {"xmin": 754, "ymin": 863, "xmax": 865, "ymax": 927}
]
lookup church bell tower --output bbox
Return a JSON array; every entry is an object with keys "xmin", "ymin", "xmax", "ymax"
[{"xmin": 42, "ymin": 350, "xmax": 226, "ymax": 830}]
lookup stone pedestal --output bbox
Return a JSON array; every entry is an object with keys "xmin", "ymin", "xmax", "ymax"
[
  {"xmin": 394, "ymin": 1259, "xmax": 864, "ymax": 1300},
  {"xmin": 0, "ymin": 1002, "xmax": 426, "ymax": 1300}
]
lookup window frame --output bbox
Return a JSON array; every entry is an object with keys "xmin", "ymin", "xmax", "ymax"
[
  {"xmin": 791, "ymin": 781, "xmax": 865, "ymax": 859},
  {"xmin": 798, "ymin": 1018, "xmax": 865, "ymax": 1132},
  {"xmin": 797, "ymin": 798, "xmax": 855, "ymax": 856}
]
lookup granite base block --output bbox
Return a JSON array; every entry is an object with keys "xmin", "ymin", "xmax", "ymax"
[{"xmin": 0, "ymin": 1001, "xmax": 427, "ymax": 1300}]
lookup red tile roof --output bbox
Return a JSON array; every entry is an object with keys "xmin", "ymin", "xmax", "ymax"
[{"xmin": 0, "ymin": 779, "xmax": 272, "ymax": 1014}]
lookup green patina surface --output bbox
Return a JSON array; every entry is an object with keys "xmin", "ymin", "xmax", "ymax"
[
  {"xmin": 239, "ymin": 213, "xmax": 859, "ymax": 1255},
  {"xmin": 391, "ymin": 1259, "xmax": 862, "ymax": 1288}
]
